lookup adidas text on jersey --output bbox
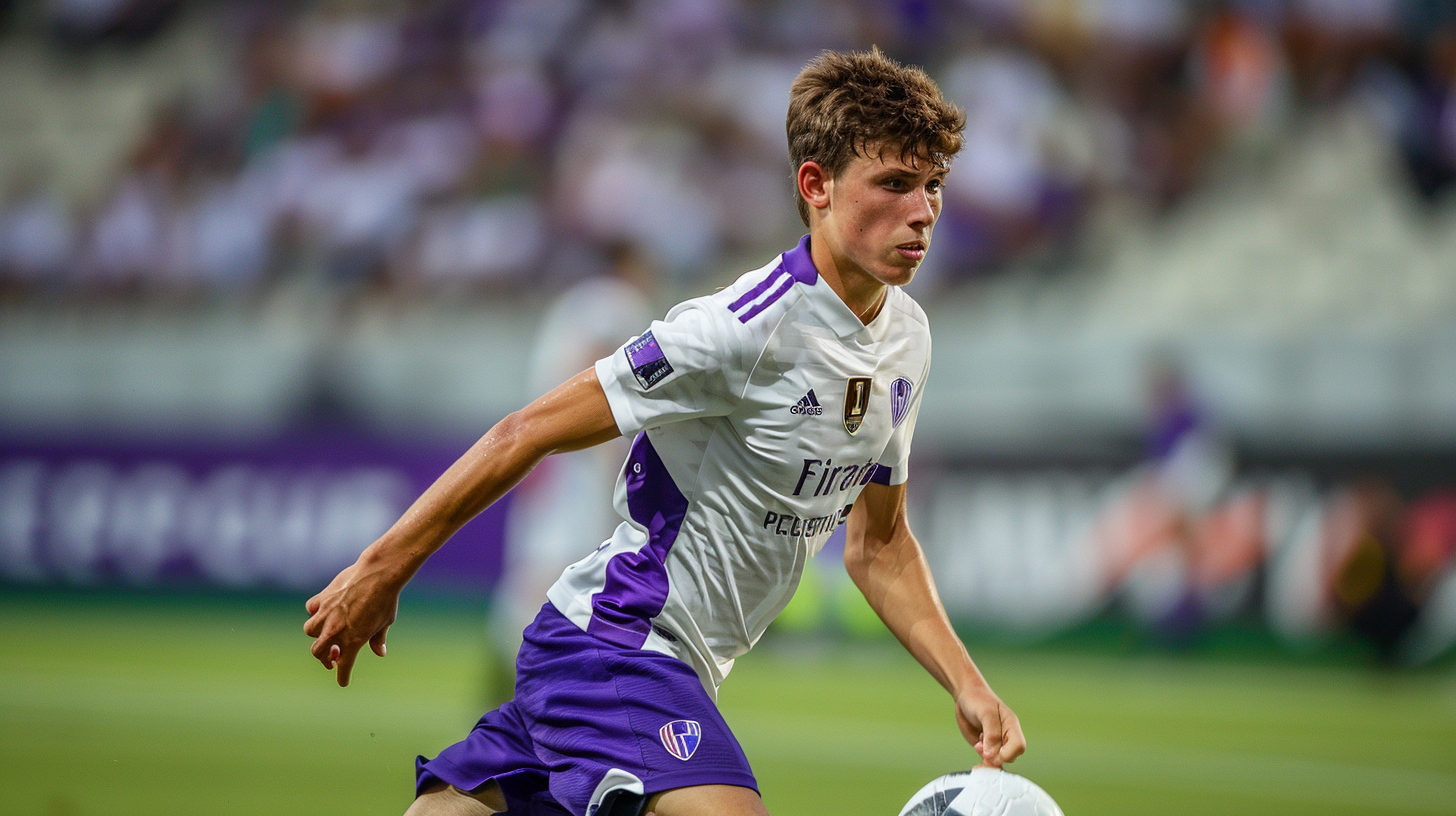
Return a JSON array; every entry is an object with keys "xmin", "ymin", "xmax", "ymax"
[{"xmin": 790, "ymin": 390, "xmax": 823, "ymax": 415}]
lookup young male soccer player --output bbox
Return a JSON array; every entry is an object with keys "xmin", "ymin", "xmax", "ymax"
[{"xmin": 304, "ymin": 48, "xmax": 1027, "ymax": 816}]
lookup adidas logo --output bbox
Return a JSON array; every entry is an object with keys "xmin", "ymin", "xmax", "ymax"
[{"xmin": 790, "ymin": 389, "xmax": 823, "ymax": 416}]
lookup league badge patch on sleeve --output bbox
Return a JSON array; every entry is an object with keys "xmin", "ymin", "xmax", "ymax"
[
  {"xmin": 625, "ymin": 330, "xmax": 673, "ymax": 390},
  {"xmin": 890, "ymin": 377, "xmax": 913, "ymax": 428}
]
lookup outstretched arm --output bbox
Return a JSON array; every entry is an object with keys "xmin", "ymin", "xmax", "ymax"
[
  {"xmin": 304, "ymin": 368, "xmax": 620, "ymax": 686},
  {"xmin": 844, "ymin": 481, "xmax": 1026, "ymax": 767}
]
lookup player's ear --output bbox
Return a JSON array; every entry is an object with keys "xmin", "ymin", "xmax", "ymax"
[{"xmin": 797, "ymin": 161, "xmax": 831, "ymax": 212}]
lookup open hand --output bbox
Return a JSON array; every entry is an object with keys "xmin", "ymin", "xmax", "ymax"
[
  {"xmin": 955, "ymin": 686, "xmax": 1026, "ymax": 768},
  {"xmin": 303, "ymin": 559, "xmax": 400, "ymax": 687}
]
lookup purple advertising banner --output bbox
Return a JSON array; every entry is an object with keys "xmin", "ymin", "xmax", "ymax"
[{"xmin": 0, "ymin": 432, "xmax": 507, "ymax": 593}]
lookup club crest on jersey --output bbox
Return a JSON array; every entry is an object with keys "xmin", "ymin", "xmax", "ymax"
[
  {"xmin": 890, "ymin": 377, "xmax": 913, "ymax": 428},
  {"xmin": 843, "ymin": 377, "xmax": 871, "ymax": 435},
  {"xmin": 625, "ymin": 330, "xmax": 673, "ymax": 390},
  {"xmin": 659, "ymin": 719, "xmax": 701, "ymax": 761},
  {"xmin": 790, "ymin": 389, "xmax": 822, "ymax": 415}
]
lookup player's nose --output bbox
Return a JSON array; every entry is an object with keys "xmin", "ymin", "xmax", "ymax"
[{"xmin": 906, "ymin": 187, "xmax": 935, "ymax": 227}]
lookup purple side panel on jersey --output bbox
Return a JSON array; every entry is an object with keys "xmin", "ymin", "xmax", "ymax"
[
  {"xmin": 736, "ymin": 273, "xmax": 796, "ymax": 323},
  {"xmin": 869, "ymin": 464, "xmax": 893, "ymax": 485},
  {"xmin": 727, "ymin": 265, "xmax": 787, "ymax": 312},
  {"xmin": 780, "ymin": 234, "xmax": 819, "ymax": 284},
  {"xmin": 588, "ymin": 433, "xmax": 688, "ymax": 649}
]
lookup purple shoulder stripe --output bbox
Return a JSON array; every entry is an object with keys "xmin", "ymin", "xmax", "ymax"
[
  {"xmin": 587, "ymin": 434, "xmax": 688, "ymax": 649},
  {"xmin": 726, "ymin": 235, "xmax": 818, "ymax": 323},
  {"xmin": 728, "ymin": 266, "xmax": 788, "ymax": 312},
  {"xmin": 735, "ymin": 273, "xmax": 795, "ymax": 323}
]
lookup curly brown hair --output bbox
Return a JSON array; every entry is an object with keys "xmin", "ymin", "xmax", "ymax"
[{"xmin": 786, "ymin": 47, "xmax": 965, "ymax": 227}]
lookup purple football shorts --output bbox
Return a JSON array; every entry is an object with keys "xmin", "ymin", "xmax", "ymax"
[{"xmin": 415, "ymin": 603, "xmax": 757, "ymax": 816}]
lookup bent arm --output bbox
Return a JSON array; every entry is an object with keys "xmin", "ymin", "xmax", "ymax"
[
  {"xmin": 304, "ymin": 368, "xmax": 619, "ymax": 685},
  {"xmin": 844, "ymin": 481, "xmax": 1025, "ymax": 766},
  {"xmin": 355, "ymin": 368, "xmax": 618, "ymax": 578}
]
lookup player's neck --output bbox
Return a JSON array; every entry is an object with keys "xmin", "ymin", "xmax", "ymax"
[{"xmin": 808, "ymin": 233, "xmax": 888, "ymax": 325}]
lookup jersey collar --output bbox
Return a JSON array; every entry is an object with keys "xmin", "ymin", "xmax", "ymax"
[
  {"xmin": 784, "ymin": 234, "xmax": 889, "ymax": 340},
  {"xmin": 781, "ymin": 233, "xmax": 819, "ymax": 285}
]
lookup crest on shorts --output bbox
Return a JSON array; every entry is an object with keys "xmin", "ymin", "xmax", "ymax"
[
  {"xmin": 843, "ymin": 377, "xmax": 872, "ymax": 435},
  {"xmin": 890, "ymin": 377, "xmax": 913, "ymax": 428},
  {"xmin": 659, "ymin": 719, "xmax": 701, "ymax": 761}
]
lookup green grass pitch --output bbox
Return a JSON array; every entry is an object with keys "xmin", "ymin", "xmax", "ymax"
[{"xmin": 1, "ymin": 590, "xmax": 1453, "ymax": 816}]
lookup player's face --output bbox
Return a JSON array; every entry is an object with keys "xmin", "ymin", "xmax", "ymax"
[{"xmin": 823, "ymin": 146, "xmax": 947, "ymax": 288}]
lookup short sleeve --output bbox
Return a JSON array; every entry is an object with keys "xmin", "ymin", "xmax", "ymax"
[
  {"xmin": 594, "ymin": 303, "xmax": 747, "ymax": 437},
  {"xmin": 873, "ymin": 351, "xmax": 930, "ymax": 487}
]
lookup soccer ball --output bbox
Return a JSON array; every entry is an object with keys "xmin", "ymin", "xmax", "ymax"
[{"xmin": 898, "ymin": 768, "xmax": 1064, "ymax": 816}]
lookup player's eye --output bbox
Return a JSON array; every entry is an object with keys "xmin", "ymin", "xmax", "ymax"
[{"xmin": 927, "ymin": 179, "xmax": 944, "ymax": 194}]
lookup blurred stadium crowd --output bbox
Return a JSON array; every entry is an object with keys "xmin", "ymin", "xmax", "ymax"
[
  {"xmin": 1, "ymin": 0, "xmax": 1454, "ymax": 666},
  {"xmin": 2, "ymin": 0, "xmax": 1456, "ymax": 297}
]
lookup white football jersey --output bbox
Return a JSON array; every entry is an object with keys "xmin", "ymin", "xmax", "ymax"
[{"xmin": 546, "ymin": 235, "xmax": 930, "ymax": 697}]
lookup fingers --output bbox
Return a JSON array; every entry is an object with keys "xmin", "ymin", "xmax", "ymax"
[
  {"xmin": 335, "ymin": 643, "xmax": 359, "ymax": 687},
  {"xmin": 309, "ymin": 624, "xmax": 386, "ymax": 687},
  {"xmin": 302, "ymin": 565, "xmax": 395, "ymax": 686},
  {"xmin": 309, "ymin": 629, "xmax": 333, "ymax": 663},
  {"xmin": 979, "ymin": 702, "xmax": 1004, "ymax": 766},
  {"xmin": 953, "ymin": 690, "xmax": 1026, "ymax": 770},
  {"xmin": 997, "ymin": 707, "xmax": 1026, "ymax": 764},
  {"xmin": 308, "ymin": 613, "xmax": 344, "ymax": 674},
  {"xmin": 303, "ymin": 591, "xmax": 327, "ymax": 638},
  {"xmin": 955, "ymin": 705, "xmax": 978, "ymax": 746}
]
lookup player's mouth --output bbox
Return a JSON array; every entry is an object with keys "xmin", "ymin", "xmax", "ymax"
[{"xmin": 895, "ymin": 241, "xmax": 926, "ymax": 262}]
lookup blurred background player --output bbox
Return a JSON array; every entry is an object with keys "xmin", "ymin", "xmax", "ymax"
[
  {"xmin": 1098, "ymin": 354, "xmax": 1262, "ymax": 645},
  {"xmin": 488, "ymin": 240, "xmax": 653, "ymax": 702}
]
